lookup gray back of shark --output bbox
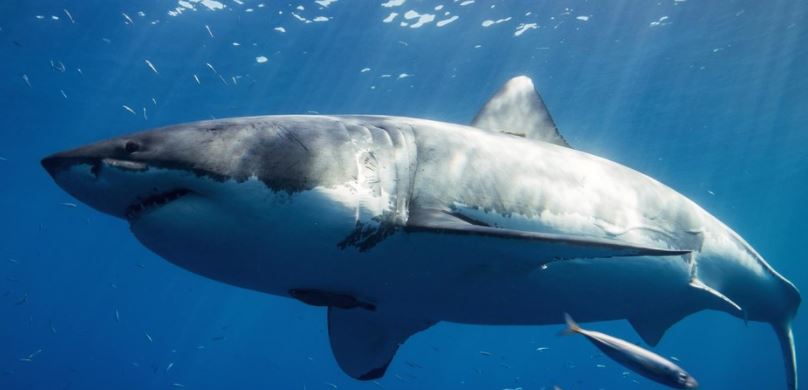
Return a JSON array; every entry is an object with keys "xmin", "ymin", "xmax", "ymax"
[{"xmin": 42, "ymin": 76, "xmax": 800, "ymax": 388}]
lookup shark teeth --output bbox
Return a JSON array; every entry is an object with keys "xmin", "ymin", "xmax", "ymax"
[{"xmin": 125, "ymin": 189, "xmax": 191, "ymax": 220}]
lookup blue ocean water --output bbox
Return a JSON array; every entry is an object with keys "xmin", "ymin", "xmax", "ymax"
[{"xmin": 1, "ymin": 1, "xmax": 806, "ymax": 389}]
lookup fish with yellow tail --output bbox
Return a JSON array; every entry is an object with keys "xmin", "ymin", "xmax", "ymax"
[{"xmin": 562, "ymin": 313, "xmax": 699, "ymax": 389}]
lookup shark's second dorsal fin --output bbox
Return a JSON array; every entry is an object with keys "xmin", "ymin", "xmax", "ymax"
[{"xmin": 471, "ymin": 76, "xmax": 570, "ymax": 147}]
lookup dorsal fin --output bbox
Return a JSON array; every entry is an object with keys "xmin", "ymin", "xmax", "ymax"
[{"xmin": 471, "ymin": 76, "xmax": 570, "ymax": 147}]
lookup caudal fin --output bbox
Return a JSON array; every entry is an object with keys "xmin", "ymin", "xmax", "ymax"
[
  {"xmin": 561, "ymin": 313, "xmax": 582, "ymax": 336},
  {"xmin": 772, "ymin": 321, "xmax": 797, "ymax": 390}
]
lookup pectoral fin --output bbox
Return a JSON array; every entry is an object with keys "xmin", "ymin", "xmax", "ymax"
[
  {"xmin": 327, "ymin": 307, "xmax": 434, "ymax": 380},
  {"xmin": 629, "ymin": 311, "xmax": 689, "ymax": 346},
  {"xmin": 406, "ymin": 208, "xmax": 690, "ymax": 262}
]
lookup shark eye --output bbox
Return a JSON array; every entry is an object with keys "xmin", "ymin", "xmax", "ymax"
[{"xmin": 124, "ymin": 141, "xmax": 141, "ymax": 154}]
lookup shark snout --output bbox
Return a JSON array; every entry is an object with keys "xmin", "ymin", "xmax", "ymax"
[{"xmin": 41, "ymin": 153, "xmax": 98, "ymax": 179}]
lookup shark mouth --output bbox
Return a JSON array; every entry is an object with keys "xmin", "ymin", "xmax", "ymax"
[{"xmin": 125, "ymin": 189, "xmax": 191, "ymax": 220}]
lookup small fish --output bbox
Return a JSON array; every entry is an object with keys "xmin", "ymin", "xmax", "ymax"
[
  {"xmin": 122, "ymin": 13, "xmax": 134, "ymax": 24},
  {"xmin": 114, "ymin": 309, "xmax": 120, "ymax": 322},
  {"xmin": 171, "ymin": 383, "xmax": 185, "ymax": 388},
  {"xmin": 144, "ymin": 59, "xmax": 158, "ymax": 74},
  {"xmin": 60, "ymin": 90, "xmax": 67, "ymax": 99},
  {"xmin": 205, "ymin": 24, "xmax": 214, "ymax": 38},
  {"xmin": 562, "ymin": 314, "xmax": 698, "ymax": 389},
  {"xmin": 151, "ymin": 97, "xmax": 157, "ymax": 105},
  {"xmin": 15, "ymin": 293, "xmax": 27, "ymax": 305},
  {"xmin": 145, "ymin": 331, "xmax": 153, "ymax": 342},
  {"xmin": 193, "ymin": 74, "xmax": 201, "ymax": 85},
  {"xmin": 26, "ymin": 349, "xmax": 43, "ymax": 360},
  {"xmin": 60, "ymin": 202, "xmax": 77, "ymax": 208},
  {"xmin": 63, "ymin": 9, "xmax": 75, "ymax": 24},
  {"xmin": 143, "ymin": 107, "xmax": 148, "ymax": 120},
  {"xmin": 50, "ymin": 60, "xmax": 66, "ymax": 72},
  {"xmin": 50, "ymin": 321, "xmax": 57, "ymax": 334},
  {"xmin": 122, "ymin": 105, "xmax": 136, "ymax": 115},
  {"xmin": 22, "ymin": 74, "xmax": 31, "ymax": 87},
  {"xmin": 324, "ymin": 383, "xmax": 338, "ymax": 389},
  {"xmin": 536, "ymin": 346, "xmax": 550, "ymax": 352},
  {"xmin": 479, "ymin": 350, "xmax": 492, "ymax": 356},
  {"xmin": 206, "ymin": 63, "xmax": 217, "ymax": 73},
  {"xmin": 166, "ymin": 361, "xmax": 174, "ymax": 372}
]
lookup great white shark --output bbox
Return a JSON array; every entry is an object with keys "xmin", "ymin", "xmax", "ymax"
[{"xmin": 42, "ymin": 76, "xmax": 799, "ymax": 388}]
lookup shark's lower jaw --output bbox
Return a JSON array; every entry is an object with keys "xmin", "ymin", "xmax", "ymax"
[{"xmin": 125, "ymin": 188, "xmax": 192, "ymax": 221}]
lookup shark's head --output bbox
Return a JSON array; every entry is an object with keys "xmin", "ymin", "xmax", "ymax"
[
  {"xmin": 42, "ymin": 116, "xmax": 358, "ymax": 222},
  {"xmin": 41, "ymin": 116, "xmax": 368, "ymax": 290}
]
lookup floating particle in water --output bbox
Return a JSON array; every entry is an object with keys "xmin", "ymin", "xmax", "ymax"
[
  {"xmin": 381, "ymin": 0, "xmax": 405, "ymax": 7},
  {"xmin": 482, "ymin": 17, "xmax": 511, "ymax": 27},
  {"xmin": 383, "ymin": 12, "xmax": 398, "ymax": 23},
  {"xmin": 122, "ymin": 13, "xmax": 134, "ymax": 24},
  {"xmin": 171, "ymin": 383, "xmax": 185, "ymax": 388},
  {"xmin": 143, "ymin": 107, "xmax": 148, "ymax": 120},
  {"xmin": 255, "ymin": 56, "xmax": 268, "ymax": 64},
  {"xmin": 122, "ymin": 105, "xmax": 136, "ymax": 115},
  {"xmin": 15, "ymin": 294, "xmax": 27, "ymax": 305},
  {"xmin": 596, "ymin": 363, "xmax": 606, "ymax": 368},
  {"xmin": 60, "ymin": 90, "xmax": 67, "ymax": 99},
  {"xmin": 325, "ymin": 382, "xmax": 338, "ymax": 389},
  {"xmin": 60, "ymin": 202, "xmax": 77, "ymax": 208},
  {"xmin": 114, "ymin": 309, "xmax": 120, "ymax": 322},
  {"xmin": 166, "ymin": 362, "xmax": 175, "ymax": 372},
  {"xmin": 145, "ymin": 332, "xmax": 153, "ymax": 342},
  {"xmin": 360, "ymin": 67, "xmax": 371, "ymax": 73},
  {"xmin": 436, "ymin": 16, "xmax": 458, "ymax": 27},
  {"xmin": 514, "ymin": 23, "xmax": 537, "ymax": 37},
  {"xmin": 63, "ymin": 9, "xmax": 75, "ymax": 23},
  {"xmin": 479, "ymin": 350, "xmax": 492, "ymax": 356},
  {"xmin": 274, "ymin": 26, "xmax": 286, "ymax": 33},
  {"xmin": 21, "ymin": 74, "xmax": 31, "ymax": 87},
  {"xmin": 576, "ymin": 15, "xmax": 590, "ymax": 22},
  {"xmin": 397, "ymin": 73, "xmax": 411, "ymax": 79},
  {"xmin": 144, "ymin": 59, "xmax": 159, "ymax": 74},
  {"xmin": 649, "ymin": 16, "xmax": 669, "ymax": 27}
]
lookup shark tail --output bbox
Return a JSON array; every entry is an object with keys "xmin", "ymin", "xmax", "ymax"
[
  {"xmin": 561, "ymin": 313, "xmax": 582, "ymax": 336},
  {"xmin": 773, "ymin": 321, "xmax": 798, "ymax": 390}
]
